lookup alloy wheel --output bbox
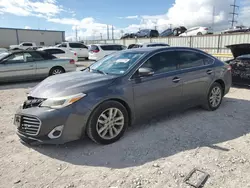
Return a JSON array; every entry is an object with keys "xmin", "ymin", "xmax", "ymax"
[
  {"xmin": 209, "ymin": 86, "xmax": 222, "ymax": 108},
  {"xmin": 96, "ymin": 108, "xmax": 124, "ymax": 140}
]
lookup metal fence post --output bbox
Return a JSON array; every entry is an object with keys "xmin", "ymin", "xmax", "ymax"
[{"xmin": 217, "ymin": 34, "xmax": 221, "ymax": 53}]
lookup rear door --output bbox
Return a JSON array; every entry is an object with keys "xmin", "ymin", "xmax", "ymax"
[
  {"xmin": 68, "ymin": 43, "xmax": 88, "ymax": 58},
  {"xmin": 175, "ymin": 50, "xmax": 215, "ymax": 107},
  {"xmin": 0, "ymin": 52, "xmax": 36, "ymax": 82}
]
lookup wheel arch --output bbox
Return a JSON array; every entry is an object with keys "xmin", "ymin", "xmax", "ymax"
[
  {"xmin": 49, "ymin": 66, "xmax": 65, "ymax": 75},
  {"xmin": 214, "ymin": 79, "xmax": 225, "ymax": 95}
]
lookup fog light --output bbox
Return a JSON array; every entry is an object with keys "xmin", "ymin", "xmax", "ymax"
[{"xmin": 48, "ymin": 125, "xmax": 64, "ymax": 139}]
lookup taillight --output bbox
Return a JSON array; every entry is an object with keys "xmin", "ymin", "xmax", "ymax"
[
  {"xmin": 69, "ymin": 59, "xmax": 75, "ymax": 64},
  {"xmin": 204, "ymin": 28, "xmax": 208, "ymax": 30},
  {"xmin": 227, "ymin": 65, "xmax": 232, "ymax": 71},
  {"xmin": 91, "ymin": 50, "xmax": 99, "ymax": 53},
  {"xmin": 74, "ymin": 52, "xmax": 77, "ymax": 56}
]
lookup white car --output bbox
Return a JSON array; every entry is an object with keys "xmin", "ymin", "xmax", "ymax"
[
  {"xmin": 88, "ymin": 44, "xmax": 126, "ymax": 61},
  {"xmin": 56, "ymin": 42, "xmax": 89, "ymax": 59},
  {"xmin": 38, "ymin": 47, "xmax": 78, "ymax": 62},
  {"xmin": 179, "ymin": 27, "xmax": 213, "ymax": 36},
  {"xmin": 9, "ymin": 42, "xmax": 36, "ymax": 50}
]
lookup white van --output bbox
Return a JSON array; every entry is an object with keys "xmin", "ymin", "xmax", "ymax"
[
  {"xmin": 56, "ymin": 42, "xmax": 89, "ymax": 59},
  {"xmin": 88, "ymin": 44, "xmax": 126, "ymax": 61}
]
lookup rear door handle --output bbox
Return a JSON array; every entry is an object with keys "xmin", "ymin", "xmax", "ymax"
[
  {"xmin": 172, "ymin": 77, "xmax": 181, "ymax": 83},
  {"xmin": 206, "ymin": 70, "xmax": 213, "ymax": 75}
]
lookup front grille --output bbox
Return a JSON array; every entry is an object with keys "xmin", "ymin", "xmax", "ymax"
[
  {"xmin": 19, "ymin": 116, "xmax": 41, "ymax": 136},
  {"xmin": 23, "ymin": 97, "xmax": 46, "ymax": 109}
]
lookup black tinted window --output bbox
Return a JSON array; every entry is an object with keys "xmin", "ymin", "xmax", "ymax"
[
  {"xmin": 22, "ymin": 43, "xmax": 33, "ymax": 46},
  {"xmin": 37, "ymin": 51, "xmax": 56, "ymax": 60},
  {"xmin": 69, "ymin": 43, "xmax": 87, "ymax": 48},
  {"xmin": 45, "ymin": 49, "xmax": 65, "ymax": 54},
  {"xmin": 177, "ymin": 51, "xmax": 213, "ymax": 69},
  {"xmin": 24, "ymin": 52, "xmax": 44, "ymax": 62},
  {"xmin": 141, "ymin": 51, "xmax": 178, "ymax": 74},
  {"xmin": 147, "ymin": 44, "xmax": 169, "ymax": 47},
  {"xmin": 89, "ymin": 45, "xmax": 99, "ymax": 51},
  {"xmin": 100, "ymin": 45, "xmax": 123, "ymax": 51},
  {"xmin": 150, "ymin": 30, "xmax": 159, "ymax": 37}
]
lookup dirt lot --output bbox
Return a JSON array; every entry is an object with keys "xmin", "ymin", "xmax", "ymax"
[{"xmin": 0, "ymin": 82, "xmax": 249, "ymax": 188}]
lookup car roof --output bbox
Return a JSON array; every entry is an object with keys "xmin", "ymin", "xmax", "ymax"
[{"xmin": 124, "ymin": 46, "xmax": 205, "ymax": 53}]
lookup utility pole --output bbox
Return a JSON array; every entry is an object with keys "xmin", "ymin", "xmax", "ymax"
[
  {"xmin": 100, "ymin": 33, "xmax": 103, "ymax": 40},
  {"xmin": 112, "ymin": 25, "xmax": 114, "ymax": 40},
  {"xmin": 212, "ymin": 6, "xmax": 215, "ymax": 31},
  {"xmin": 169, "ymin": 24, "xmax": 172, "ymax": 29},
  {"xmin": 107, "ymin": 25, "xmax": 109, "ymax": 40},
  {"xmin": 75, "ymin": 26, "xmax": 78, "ymax": 41},
  {"xmin": 229, "ymin": 0, "xmax": 239, "ymax": 28}
]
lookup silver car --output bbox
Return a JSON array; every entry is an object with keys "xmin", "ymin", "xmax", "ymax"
[{"xmin": 0, "ymin": 50, "xmax": 76, "ymax": 82}]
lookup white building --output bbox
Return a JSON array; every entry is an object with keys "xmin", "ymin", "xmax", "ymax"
[{"xmin": 0, "ymin": 27, "xmax": 65, "ymax": 48}]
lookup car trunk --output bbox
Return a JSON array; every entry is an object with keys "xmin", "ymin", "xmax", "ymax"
[{"xmin": 226, "ymin": 43, "xmax": 250, "ymax": 58}]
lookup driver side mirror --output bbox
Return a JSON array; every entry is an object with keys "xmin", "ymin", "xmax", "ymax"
[{"xmin": 138, "ymin": 67, "xmax": 154, "ymax": 77}]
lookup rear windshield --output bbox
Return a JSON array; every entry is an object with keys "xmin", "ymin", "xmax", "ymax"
[
  {"xmin": 89, "ymin": 45, "xmax": 100, "ymax": 51},
  {"xmin": 147, "ymin": 44, "xmax": 169, "ymax": 47},
  {"xmin": 151, "ymin": 30, "xmax": 159, "ymax": 37},
  {"xmin": 100, "ymin": 45, "xmax": 123, "ymax": 51}
]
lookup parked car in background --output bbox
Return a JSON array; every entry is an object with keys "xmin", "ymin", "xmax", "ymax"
[
  {"xmin": 89, "ymin": 44, "xmax": 125, "ymax": 61},
  {"xmin": 14, "ymin": 47, "xmax": 231, "ymax": 145},
  {"xmin": 222, "ymin": 26, "xmax": 250, "ymax": 34},
  {"xmin": 135, "ymin": 29, "xmax": 159, "ymax": 38},
  {"xmin": 226, "ymin": 43, "xmax": 250, "ymax": 86},
  {"xmin": 56, "ymin": 42, "xmax": 89, "ymax": 59},
  {"xmin": 160, "ymin": 26, "xmax": 187, "ymax": 37},
  {"xmin": 38, "ymin": 47, "xmax": 78, "ymax": 62},
  {"xmin": 120, "ymin": 33, "xmax": 136, "ymax": 39},
  {"xmin": 179, "ymin": 27, "xmax": 213, "ymax": 36},
  {"xmin": 9, "ymin": 42, "xmax": 36, "ymax": 50},
  {"xmin": 0, "ymin": 50, "xmax": 76, "ymax": 83},
  {"xmin": 0, "ymin": 48, "xmax": 8, "ymax": 53},
  {"xmin": 128, "ymin": 43, "xmax": 169, "ymax": 49}
]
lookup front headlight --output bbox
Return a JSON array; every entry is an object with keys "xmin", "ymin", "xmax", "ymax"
[{"xmin": 40, "ymin": 93, "xmax": 86, "ymax": 109}]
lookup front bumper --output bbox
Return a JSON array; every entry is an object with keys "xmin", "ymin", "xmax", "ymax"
[{"xmin": 14, "ymin": 102, "xmax": 92, "ymax": 144}]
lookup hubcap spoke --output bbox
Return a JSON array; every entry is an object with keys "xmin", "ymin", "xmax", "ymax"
[
  {"xmin": 114, "ymin": 116, "xmax": 124, "ymax": 122},
  {"xmin": 109, "ymin": 127, "xmax": 114, "ymax": 137},
  {"xmin": 100, "ymin": 128, "xmax": 108, "ymax": 137},
  {"xmin": 98, "ymin": 124, "xmax": 108, "ymax": 134},
  {"xmin": 210, "ymin": 86, "xmax": 222, "ymax": 107}
]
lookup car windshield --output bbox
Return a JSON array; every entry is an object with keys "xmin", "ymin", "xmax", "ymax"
[{"xmin": 89, "ymin": 51, "xmax": 145, "ymax": 75}]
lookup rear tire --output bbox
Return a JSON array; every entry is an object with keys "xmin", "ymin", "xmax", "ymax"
[
  {"xmin": 202, "ymin": 82, "xmax": 223, "ymax": 111},
  {"xmin": 49, "ymin": 67, "xmax": 65, "ymax": 76},
  {"xmin": 197, "ymin": 32, "xmax": 202, "ymax": 35},
  {"xmin": 86, "ymin": 101, "xmax": 129, "ymax": 145}
]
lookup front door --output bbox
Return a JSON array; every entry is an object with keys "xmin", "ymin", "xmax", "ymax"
[
  {"xmin": 131, "ymin": 51, "xmax": 183, "ymax": 119},
  {"xmin": 175, "ymin": 50, "xmax": 215, "ymax": 107},
  {"xmin": 0, "ymin": 52, "xmax": 36, "ymax": 82}
]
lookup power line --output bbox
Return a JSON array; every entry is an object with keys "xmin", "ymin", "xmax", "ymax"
[{"xmin": 229, "ymin": 0, "xmax": 239, "ymax": 28}]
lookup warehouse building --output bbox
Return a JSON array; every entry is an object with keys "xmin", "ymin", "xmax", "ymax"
[{"xmin": 0, "ymin": 27, "xmax": 65, "ymax": 48}]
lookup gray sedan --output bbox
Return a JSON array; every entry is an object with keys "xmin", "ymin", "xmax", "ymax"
[
  {"xmin": 0, "ymin": 50, "xmax": 76, "ymax": 82},
  {"xmin": 14, "ymin": 47, "xmax": 232, "ymax": 145}
]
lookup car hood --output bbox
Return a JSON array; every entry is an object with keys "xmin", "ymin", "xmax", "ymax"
[
  {"xmin": 28, "ymin": 71, "xmax": 117, "ymax": 98},
  {"xmin": 226, "ymin": 43, "xmax": 250, "ymax": 58}
]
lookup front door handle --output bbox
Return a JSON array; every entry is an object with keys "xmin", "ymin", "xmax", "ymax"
[
  {"xmin": 172, "ymin": 77, "xmax": 181, "ymax": 83},
  {"xmin": 206, "ymin": 70, "xmax": 213, "ymax": 75}
]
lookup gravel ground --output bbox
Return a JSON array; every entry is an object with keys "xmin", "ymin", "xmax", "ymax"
[{"xmin": 0, "ymin": 82, "xmax": 250, "ymax": 188}]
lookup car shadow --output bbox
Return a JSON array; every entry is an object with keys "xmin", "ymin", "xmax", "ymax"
[{"xmin": 33, "ymin": 96, "xmax": 250, "ymax": 169}]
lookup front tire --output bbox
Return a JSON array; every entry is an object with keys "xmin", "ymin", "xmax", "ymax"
[
  {"xmin": 203, "ymin": 82, "xmax": 223, "ymax": 111},
  {"xmin": 86, "ymin": 101, "xmax": 129, "ymax": 145}
]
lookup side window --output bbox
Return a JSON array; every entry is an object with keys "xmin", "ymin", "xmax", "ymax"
[
  {"xmin": 141, "ymin": 51, "xmax": 178, "ymax": 74},
  {"xmin": 22, "ymin": 43, "xmax": 33, "ymax": 46},
  {"xmin": 45, "ymin": 49, "xmax": 65, "ymax": 54},
  {"xmin": 177, "ymin": 51, "xmax": 213, "ymax": 69},
  {"xmin": 61, "ymin": 43, "xmax": 67, "ymax": 48},
  {"xmin": 24, "ymin": 52, "xmax": 44, "ymax": 62},
  {"xmin": 6, "ymin": 53, "xmax": 24, "ymax": 63},
  {"xmin": 101, "ymin": 45, "xmax": 122, "ymax": 51},
  {"xmin": 69, "ymin": 43, "xmax": 87, "ymax": 48}
]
